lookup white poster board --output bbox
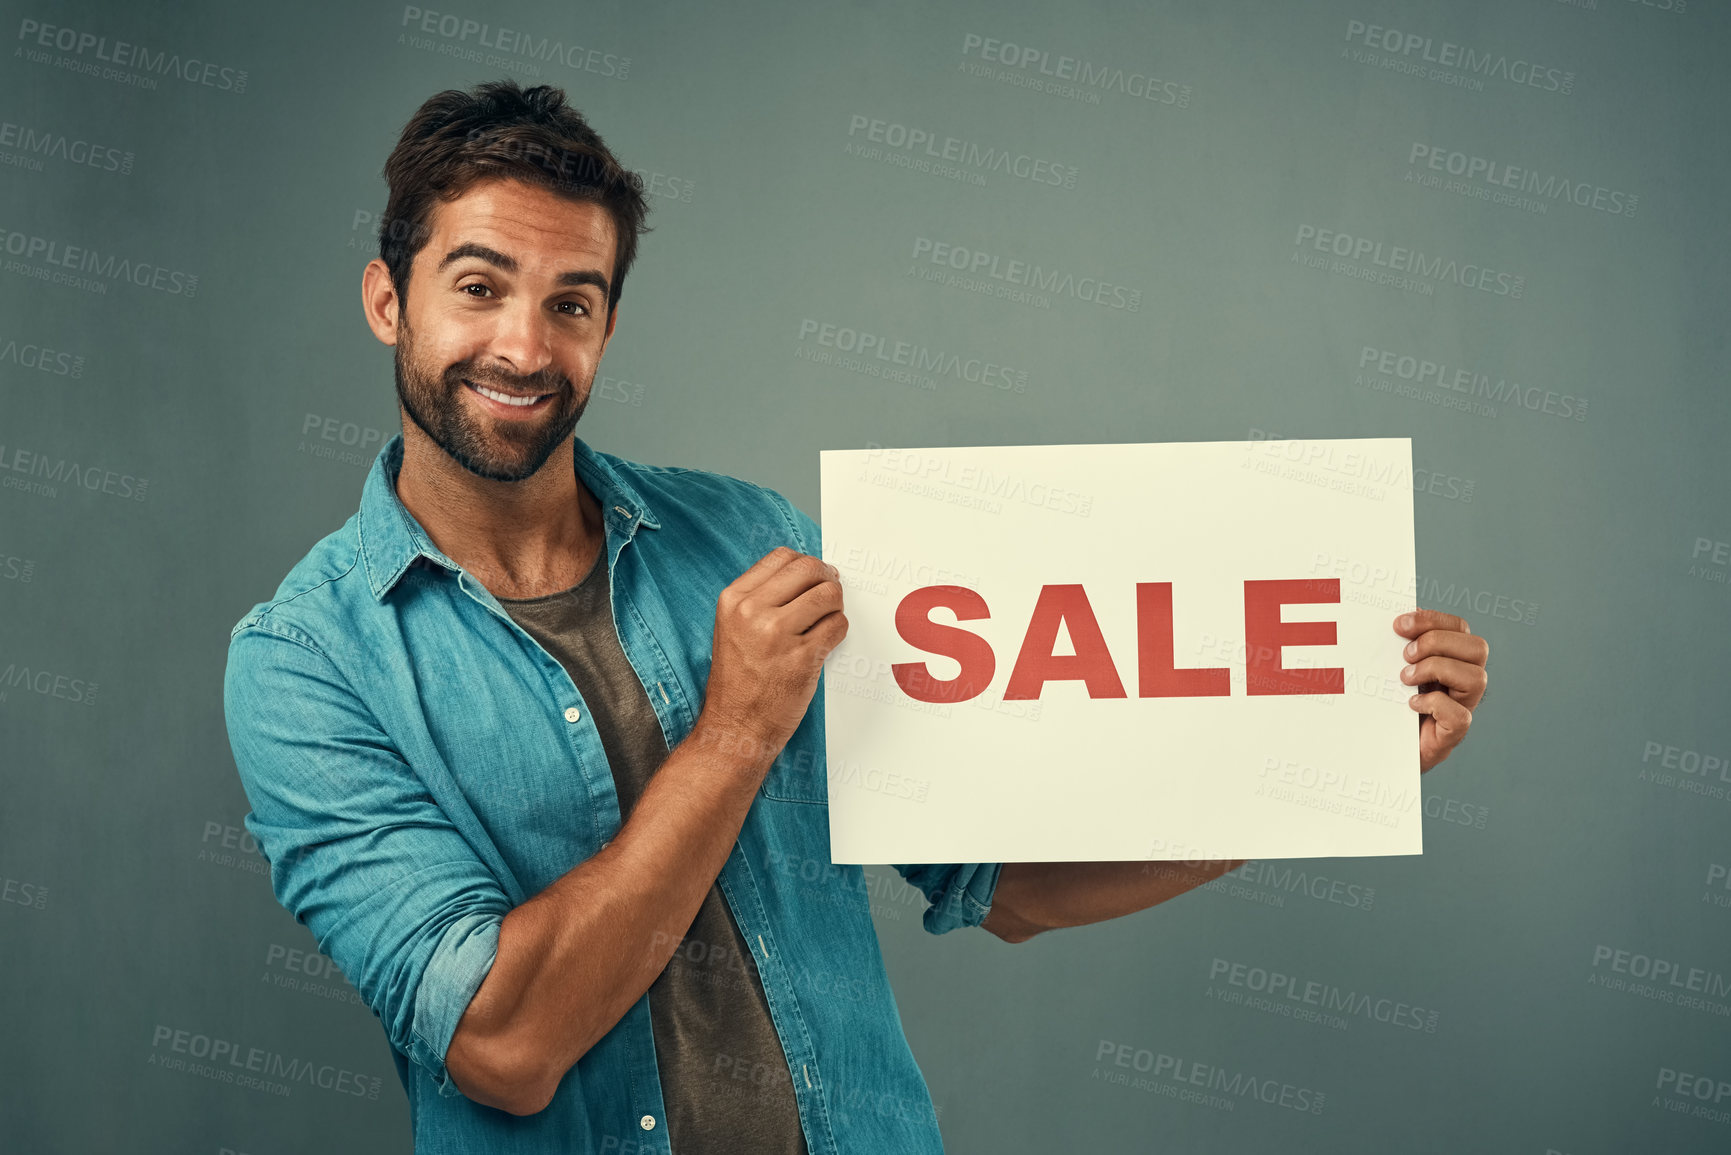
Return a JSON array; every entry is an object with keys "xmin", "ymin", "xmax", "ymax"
[{"xmin": 818, "ymin": 438, "xmax": 1420, "ymax": 864}]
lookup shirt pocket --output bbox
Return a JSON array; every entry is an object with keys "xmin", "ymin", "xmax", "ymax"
[{"xmin": 758, "ymin": 742, "xmax": 828, "ymax": 805}]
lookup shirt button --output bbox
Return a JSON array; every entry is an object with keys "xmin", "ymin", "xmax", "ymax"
[
  {"xmin": 564, "ymin": 706, "xmax": 581, "ymax": 723},
  {"xmin": 639, "ymin": 1114, "xmax": 656, "ymax": 1131}
]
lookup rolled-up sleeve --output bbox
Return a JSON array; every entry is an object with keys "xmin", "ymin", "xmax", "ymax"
[
  {"xmin": 892, "ymin": 862, "xmax": 1003, "ymax": 935},
  {"xmin": 223, "ymin": 621, "xmax": 511, "ymax": 1098}
]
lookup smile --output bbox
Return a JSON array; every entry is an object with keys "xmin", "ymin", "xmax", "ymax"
[{"xmin": 465, "ymin": 380, "xmax": 554, "ymax": 409}]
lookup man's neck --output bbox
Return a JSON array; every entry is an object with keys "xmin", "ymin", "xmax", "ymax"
[{"xmin": 394, "ymin": 424, "xmax": 605, "ymax": 600}]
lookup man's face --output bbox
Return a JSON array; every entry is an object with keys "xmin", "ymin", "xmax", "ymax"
[{"xmin": 391, "ymin": 176, "xmax": 618, "ymax": 482}]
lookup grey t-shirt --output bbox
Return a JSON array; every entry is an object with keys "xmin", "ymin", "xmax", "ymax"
[{"xmin": 497, "ymin": 551, "xmax": 808, "ymax": 1155}]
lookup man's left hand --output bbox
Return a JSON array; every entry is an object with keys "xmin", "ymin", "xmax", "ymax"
[{"xmin": 1394, "ymin": 609, "xmax": 1488, "ymax": 773}]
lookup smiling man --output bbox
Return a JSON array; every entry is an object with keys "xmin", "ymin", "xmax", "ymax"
[{"xmin": 222, "ymin": 79, "xmax": 1488, "ymax": 1154}]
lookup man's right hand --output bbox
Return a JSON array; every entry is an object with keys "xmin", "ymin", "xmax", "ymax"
[{"xmin": 699, "ymin": 546, "xmax": 848, "ymax": 769}]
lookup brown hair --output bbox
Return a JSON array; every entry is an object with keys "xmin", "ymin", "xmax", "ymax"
[{"xmin": 378, "ymin": 79, "xmax": 651, "ymax": 316}]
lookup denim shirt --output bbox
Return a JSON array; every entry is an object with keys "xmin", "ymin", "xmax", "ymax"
[{"xmin": 221, "ymin": 432, "xmax": 1002, "ymax": 1154}]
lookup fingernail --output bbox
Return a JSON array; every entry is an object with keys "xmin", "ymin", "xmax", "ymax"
[
  {"xmin": 1397, "ymin": 614, "xmax": 1414, "ymax": 630},
  {"xmin": 1401, "ymin": 664, "xmax": 1415, "ymax": 681},
  {"xmin": 1403, "ymin": 641, "xmax": 1416, "ymax": 660}
]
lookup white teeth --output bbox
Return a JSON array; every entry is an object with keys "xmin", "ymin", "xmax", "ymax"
[{"xmin": 471, "ymin": 382, "xmax": 546, "ymax": 407}]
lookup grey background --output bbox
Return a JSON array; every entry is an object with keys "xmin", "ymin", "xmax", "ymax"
[{"xmin": 2, "ymin": 0, "xmax": 1727, "ymax": 1152}]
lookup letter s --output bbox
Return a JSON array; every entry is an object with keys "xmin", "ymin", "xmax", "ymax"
[{"xmin": 891, "ymin": 586, "xmax": 996, "ymax": 702}]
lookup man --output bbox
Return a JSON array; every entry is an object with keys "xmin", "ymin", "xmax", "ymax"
[{"xmin": 222, "ymin": 79, "xmax": 1488, "ymax": 1154}]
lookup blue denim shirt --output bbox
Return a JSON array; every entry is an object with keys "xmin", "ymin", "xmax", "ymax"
[{"xmin": 222, "ymin": 432, "xmax": 1002, "ymax": 1154}]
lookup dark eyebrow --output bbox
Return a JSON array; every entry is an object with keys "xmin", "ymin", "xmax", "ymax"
[{"xmin": 438, "ymin": 241, "xmax": 610, "ymax": 297}]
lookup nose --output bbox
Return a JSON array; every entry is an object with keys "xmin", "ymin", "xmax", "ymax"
[{"xmin": 484, "ymin": 299, "xmax": 556, "ymax": 382}]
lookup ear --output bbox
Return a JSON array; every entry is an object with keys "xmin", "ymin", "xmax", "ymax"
[{"xmin": 361, "ymin": 259, "xmax": 402, "ymax": 346}]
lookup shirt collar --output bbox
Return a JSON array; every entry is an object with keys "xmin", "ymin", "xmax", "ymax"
[{"xmin": 358, "ymin": 432, "xmax": 661, "ymax": 602}]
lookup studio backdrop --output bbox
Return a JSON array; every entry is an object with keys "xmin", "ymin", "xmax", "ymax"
[{"xmin": 3, "ymin": 0, "xmax": 1727, "ymax": 1152}]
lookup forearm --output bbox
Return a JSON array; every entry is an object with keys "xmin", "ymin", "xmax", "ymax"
[
  {"xmin": 446, "ymin": 714, "xmax": 774, "ymax": 1114},
  {"xmin": 983, "ymin": 857, "xmax": 1246, "ymax": 942}
]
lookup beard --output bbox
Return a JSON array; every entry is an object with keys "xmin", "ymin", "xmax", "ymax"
[{"xmin": 393, "ymin": 307, "xmax": 591, "ymax": 483}]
